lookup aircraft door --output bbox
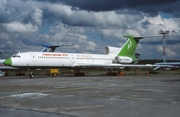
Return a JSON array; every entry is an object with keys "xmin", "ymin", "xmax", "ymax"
[
  {"xmin": 30, "ymin": 53, "xmax": 36, "ymax": 62},
  {"xmin": 71, "ymin": 54, "xmax": 75, "ymax": 63}
]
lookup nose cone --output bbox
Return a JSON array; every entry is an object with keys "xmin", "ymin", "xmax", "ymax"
[{"xmin": 3, "ymin": 58, "xmax": 12, "ymax": 66}]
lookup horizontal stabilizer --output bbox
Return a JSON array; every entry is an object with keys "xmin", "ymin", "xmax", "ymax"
[
  {"xmin": 40, "ymin": 44, "xmax": 60, "ymax": 48},
  {"xmin": 123, "ymin": 35, "xmax": 163, "ymax": 39}
]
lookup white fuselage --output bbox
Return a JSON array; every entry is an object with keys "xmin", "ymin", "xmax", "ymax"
[{"xmin": 10, "ymin": 52, "xmax": 114, "ymax": 68}]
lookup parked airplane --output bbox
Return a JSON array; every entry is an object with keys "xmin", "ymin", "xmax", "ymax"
[
  {"xmin": 153, "ymin": 62, "xmax": 180, "ymax": 70},
  {"xmin": 3, "ymin": 35, "xmax": 161, "ymax": 78}
]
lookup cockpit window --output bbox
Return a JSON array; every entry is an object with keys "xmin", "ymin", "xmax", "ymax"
[{"xmin": 12, "ymin": 54, "xmax": 20, "ymax": 58}]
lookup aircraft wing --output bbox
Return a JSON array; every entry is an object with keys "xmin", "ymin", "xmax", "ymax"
[{"xmin": 73, "ymin": 63, "xmax": 156, "ymax": 69}]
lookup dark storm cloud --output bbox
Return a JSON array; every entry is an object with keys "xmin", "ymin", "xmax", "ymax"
[
  {"xmin": 1, "ymin": 0, "xmax": 180, "ymax": 60},
  {"xmin": 35, "ymin": 0, "xmax": 180, "ymax": 17},
  {"xmin": 0, "ymin": 16, "xmax": 7, "ymax": 23},
  {"xmin": 0, "ymin": 13, "xmax": 16, "ymax": 23}
]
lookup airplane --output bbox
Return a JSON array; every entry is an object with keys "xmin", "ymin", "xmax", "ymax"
[
  {"xmin": 153, "ymin": 62, "xmax": 180, "ymax": 70},
  {"xmin": 3, "ymin": 35, "xmax": 162, "ymax": 78},
  {"xmin": 0, "ymin": 44, "xmax": 74, "ymax": 76}
]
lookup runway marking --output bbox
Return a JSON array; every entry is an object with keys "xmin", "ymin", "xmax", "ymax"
[
  {"xmin": 136, "ymin": 84, "xmax": 180, "ymax": 87},
  {"xmin": 0, "ymin": 86, "xmax": 109, "ymax": 100},
  {"xmin": 39, "ymin": 86, "xmax": 109, "ymax": 94},
  {"xmin": 11, "ymin": 93, "xmax": 48, "ymax": 98},
  {"xmin": 124, "ymin": 97, "xmax": 180, "ymax": 104},
  {"xmin": 0, "ymin": 93, "xmax": 48, "ymax": 100},
  {"xmin": 129, "ymin": 89, "xmax": 166, "ymax": 92},
  {"xmin": 64, "ymin": 105, "xmax": 106, "ymax": 110},
  {"xmin": 125, "ymin": 97, "xmax": 157, "ymax": 101},
  {"xmin": 0, "ymin": 96, "xmax": 12, "ymax": 100},
  {"xmin": 126, "ymin": 88, "xmax": 180, "ymax": 93}
]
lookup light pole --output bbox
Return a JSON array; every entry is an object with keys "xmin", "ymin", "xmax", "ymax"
[{"xmin": 159, "ymin": 30, "xmax": 169, "ymax": 63}]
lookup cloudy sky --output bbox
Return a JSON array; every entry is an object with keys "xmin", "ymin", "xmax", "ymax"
[{"xmin": 0, "ymin": 0, "xmax": 180, "ymax": 60}]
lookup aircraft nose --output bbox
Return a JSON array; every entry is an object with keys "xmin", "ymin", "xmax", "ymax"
[{"xmin": 3, "ymin": 58, "xmax": 12, "ymax": 66}]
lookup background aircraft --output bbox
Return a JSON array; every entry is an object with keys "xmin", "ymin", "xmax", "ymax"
[
  {"xmin": 152, "ymin": 30, "xmax": 180, "ymax": 70},
  {"xmin": 3, "ymin": 35, "xmax": 161, "ymax": 78},
  {"xmin": 153, "ymin": 62, "xmax": 180, "ymax": 70}
]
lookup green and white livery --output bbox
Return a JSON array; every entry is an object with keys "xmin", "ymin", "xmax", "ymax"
[{"xmin": 3, "ymin": 35, "xmax": 160, "ymax": 77}]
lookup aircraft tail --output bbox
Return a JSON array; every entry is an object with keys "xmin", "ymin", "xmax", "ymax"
[
  {"xmin": 117, "ymin": 35, "xmax": 142, "ymax": 61},
  {"xmin": 117, "ymin": 35, "xmax": 162, "ymax": 62}
]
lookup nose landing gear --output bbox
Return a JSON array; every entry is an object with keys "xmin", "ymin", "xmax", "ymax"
[{"xmin": 29, "ymin": 71, "xmax": 34, "ymax": 78}]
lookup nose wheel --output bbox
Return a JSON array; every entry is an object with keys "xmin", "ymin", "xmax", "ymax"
[{"xmin": 29, "ymin": 71, "xmax": 34, "ymax": 78}]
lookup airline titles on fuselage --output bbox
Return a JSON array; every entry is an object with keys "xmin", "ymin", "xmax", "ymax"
[
  {"xmin": 42, "ymin": 53, "xmax": 68, "ymax": 57},
  {"xmin": 42, "ymin": 53, "xmax": 94, "ymax": 59},
  {"xmin": 76, "ymin": 55, "xmax": 92, "ymax": 59},
  {"xmin": 37, "ymin": 53, "xmax": 70, "ymax": 60},
  {"xmin": 41, "ymin": 53, "xmax": 95, "ymax": 60}
]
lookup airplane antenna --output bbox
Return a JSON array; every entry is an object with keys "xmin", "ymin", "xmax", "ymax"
[{"xmin": 159, "ymin": 30, "xmax": 169, "ymax": 63}]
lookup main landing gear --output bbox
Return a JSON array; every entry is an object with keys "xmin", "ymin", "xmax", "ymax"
[
  {"xmin": 106, "ymin": 70, "xmax": 124, "ymax": 76},
  {"xmin": 74, "ymin": 69, "xmax": 85, "ymax": 76},
  {"xmin": 106, "ymin": 71, "xmax": 118, "ymax": 76}
]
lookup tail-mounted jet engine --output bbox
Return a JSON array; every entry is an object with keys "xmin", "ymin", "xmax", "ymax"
[{"xmin": 113, "ymin": 56, "xmax": 133, "ymax": 64}]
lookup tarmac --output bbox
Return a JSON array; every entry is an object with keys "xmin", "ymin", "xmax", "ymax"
[{"xmin": 0, "ymin": 74, "xmax": 180, "ymax": 117}]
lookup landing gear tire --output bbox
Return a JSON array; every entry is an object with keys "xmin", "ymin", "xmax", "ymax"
[
  {"xmin": 29, "ymin": 71, "xmax": 34, "ymax": 78},
  {"xmin": 29, "ymin": 74, "xmax": 34, "ymax": 78},
  {"xmin": 74, "ymin": 72, "xmax": 85, "ymax": 76},
  {"xmin": 53, "ymin": 74, "xmax": 57, "ymax": 76},
  {"xmin": 106, "ymin": 72, "xmax": 118, "ymax": 76},
  {"xmin": 74, "ymin": 69, "xmax": 85, "ymax": 76}
]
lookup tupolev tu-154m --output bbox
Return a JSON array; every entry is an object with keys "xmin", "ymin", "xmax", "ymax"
[{"xmin": 3, "ymin": 35, "xmax": 164, "ymax": 78}]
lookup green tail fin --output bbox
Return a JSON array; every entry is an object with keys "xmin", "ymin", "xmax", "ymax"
[
  {"xmin": 117, "ymin": 35, "xmax": 162, "ymax": 61},
  {"xmin": 118, "ymin": 35, "xmax": 140, "ymax": 61}
]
